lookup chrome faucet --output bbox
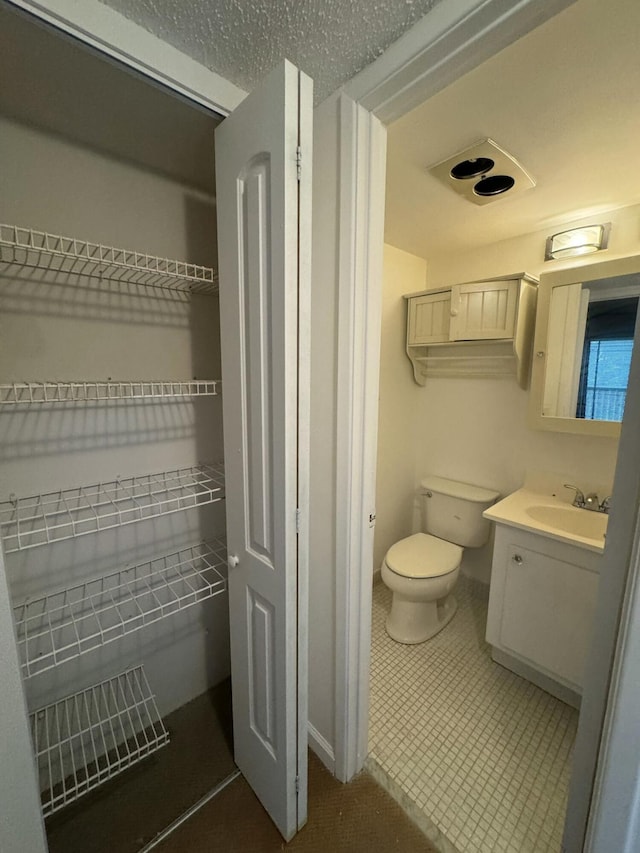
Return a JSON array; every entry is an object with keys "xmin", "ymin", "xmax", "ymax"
[
  {"xmin": 564, "ymin": 484, "xmax": 585, "ymax": 507},
  {"xmin": 564, "ymin": 484, "xmax": 611, "ymax": 514}
]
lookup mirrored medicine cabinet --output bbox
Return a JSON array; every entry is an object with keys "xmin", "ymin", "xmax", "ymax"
[{"xmin": 529, "ymin": 254, "xmax": 640, "ymax": 437}]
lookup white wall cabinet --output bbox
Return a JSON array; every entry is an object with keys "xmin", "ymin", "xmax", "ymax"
[
  {"xmin": 486, "ymin": 523, "xmax": 600, "ymax": 706},
  {"xmin": 404, "ymin": 275, "xmax": 538, "ymax": 388}
]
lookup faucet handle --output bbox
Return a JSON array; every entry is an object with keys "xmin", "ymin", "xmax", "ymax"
[
  {"xmin": 564, "ymin": 483, "xmax": 585, "ymax": 507},
  {"xmin": 600, "ymin": 495, "xmax": 612, "ymax": 514}
]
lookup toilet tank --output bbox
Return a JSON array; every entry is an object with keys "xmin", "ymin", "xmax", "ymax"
[{"xmin": 420, "ymin": 476, "xmax": 499, "ymax": 548}]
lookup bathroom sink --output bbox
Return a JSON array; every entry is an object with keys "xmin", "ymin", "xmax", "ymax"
[
  {"xmin": 484, "ymin": 488, "xmax": 609, "ymax": 552},
  {"xmin": 525, "ymin": 505, "xmax": 608, "ymax": 540}
]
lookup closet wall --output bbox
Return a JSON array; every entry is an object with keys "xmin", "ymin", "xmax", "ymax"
[{"xmin": 0, "ymin": 7, "xmax": 230, "ymax": 809}]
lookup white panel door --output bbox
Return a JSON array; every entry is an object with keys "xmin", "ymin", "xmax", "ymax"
[{"xmin": 215, "ymin": 61, "xmax": 311, "ymax": 841}]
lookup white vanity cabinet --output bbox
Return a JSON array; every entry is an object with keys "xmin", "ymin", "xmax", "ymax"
[
  {"xmin": 486, "ymin": 523, "xmax": 601, "ymax": 706},
  {"xmin": 404, "ymin": 274, "xmax": 538, "ymax": 388}
]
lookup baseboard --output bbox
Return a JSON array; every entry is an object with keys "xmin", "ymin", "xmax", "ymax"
[
  {"xmin": 491, "ymin": 647, "xmax": 581, "ymax": 709},
  {"xmin": 308, "ymin": 723, "xmax": 335, "ymax": 774}
]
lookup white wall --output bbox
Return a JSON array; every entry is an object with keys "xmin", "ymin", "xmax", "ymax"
[
  {"xmin": 376, "ymin": 205, "xmax": 640, "ymax": 584},
  {"xmin": 373, "ymin": 245, "xmax": 426, "ymax": 570},
  {"xmin": 413, "ymin": 375, "xmax": 618, "ymax": 582},
  {"xmin": 0, "ymin": 116, "xmax": 229, "ymax": 727}
]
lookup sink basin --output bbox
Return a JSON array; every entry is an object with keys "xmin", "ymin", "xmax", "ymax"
[
  {"xmin": 484, "ymin": 488, "xmax": 609, "ymax": 552},
  {"xmin": 526, "ymin": 505, "xmax": 608, "ymax": 540}
]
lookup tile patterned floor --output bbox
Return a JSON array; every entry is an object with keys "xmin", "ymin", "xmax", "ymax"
[{"xmin": 368, "ymin": 577, "xmax": 578, "ymax": 853}]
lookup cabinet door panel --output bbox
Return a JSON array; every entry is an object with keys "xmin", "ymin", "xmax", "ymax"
[
  {"xmin": 451, "ymin": 280, "xmax": 517, "ymax": 340},
  {"xmin": 407, "ymin": 291, "xmax": 451, "ymax": 344},
  {"xmin": 499, "ymin": 544, "xmax": 599, "ymax": 687}
]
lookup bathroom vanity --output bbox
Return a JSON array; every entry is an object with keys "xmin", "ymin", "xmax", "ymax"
[{"xmin": 484, "ymin": 489, "xmax": 605, "ymax": 707}]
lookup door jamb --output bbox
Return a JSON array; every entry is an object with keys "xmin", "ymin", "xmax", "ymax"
[{"xmin": 333, "ymin": 95, "xmax": 386, "ymax": 782}]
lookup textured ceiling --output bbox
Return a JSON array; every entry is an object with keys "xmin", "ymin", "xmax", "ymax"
[{"xmin": 97, "ymin": 0, "xmax": 442, "ymax": 103}]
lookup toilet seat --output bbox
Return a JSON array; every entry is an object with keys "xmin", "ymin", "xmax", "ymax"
[{"xmin": 385, "ymin": 533, "xmax": 462, "ymax": 579}]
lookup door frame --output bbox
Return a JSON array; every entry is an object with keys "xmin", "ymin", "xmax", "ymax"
[
  {"xmin": 6, "ymin": 0, "xmax": 631, "ymax": 849},
  {"xmin": 573, "ymin": 313, "xmax": 640, "ymax": 852},
  {"xmin": 332, "ymin": 94, "xmax": 387, "ymax": 782},
  {"xmin": 334, "ymin": 0, "xmax": 580, "ymax": 787}
]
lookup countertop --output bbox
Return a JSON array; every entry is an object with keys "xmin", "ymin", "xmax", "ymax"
[{"xmin": 483, "ymin": 488, "xmax": 607, "ymax": 554}]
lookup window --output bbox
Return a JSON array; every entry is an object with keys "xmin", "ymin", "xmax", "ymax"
[{"xmin": 576, "ymin": 297, "xmax": 638, "ymax": 421}]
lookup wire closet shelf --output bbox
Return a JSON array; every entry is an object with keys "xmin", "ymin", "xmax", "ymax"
[
  {"xmin": 0, "ymin": 379, "xmax": 221, "ymax": 405},
  {"xmin": 15, "ymin": 539, "xmax": 228, "ymax": 679},
  {"xmin": 0, "ymin": 463, "xmax": 225, "ymax": 553},
  {"xmin": 0, "ymin": 223, "xmax": 218, "ymax": 294},
  {"xmin": 31, "ymin": 665, "xmax": 169, "ymax": 817}
]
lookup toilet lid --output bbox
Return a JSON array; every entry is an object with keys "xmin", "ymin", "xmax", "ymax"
[{"xmin": 385, "ymin": 533, "xmax": 462, "ymax": 579}]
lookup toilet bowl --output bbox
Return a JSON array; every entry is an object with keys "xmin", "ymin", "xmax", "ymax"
[
  {"xmin": 381, "ymin": 476, "xmax": 499, "ymax": 644},
  {"xmin": 381, "ymin": 533, "xmax": 462, "ymax": 643}
]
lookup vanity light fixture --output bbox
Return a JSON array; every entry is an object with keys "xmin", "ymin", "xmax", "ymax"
[{"xmin": 545, "ymin": 223, "xmax": 611, "ymax": 261}]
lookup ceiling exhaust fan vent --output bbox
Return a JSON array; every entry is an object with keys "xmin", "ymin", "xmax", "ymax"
[{"xmin": 428, "ymin": 139, "xmax": 535, "ymax": 205}]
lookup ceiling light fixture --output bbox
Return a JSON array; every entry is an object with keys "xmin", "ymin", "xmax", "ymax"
[{"xmin": 545, "ymin": 223, "xmax": 611, "ymax": 261}]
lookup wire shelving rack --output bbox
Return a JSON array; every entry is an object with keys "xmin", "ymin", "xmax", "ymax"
[
  {"xmin": 0, "ymin": 463, "xmax": 225, "ymax": 553},
  {"xmin": 15, "ymin": 539, "xmax": 228, "ymax": 678},
  {"xmin": 0, "ymin": 379, "xmax": 221, "ymax": 405},
  {"xmin": 31, "ymin": 665, "xmax": 169, "ymax": 817},
  {"xmin": 0, "ymin": 223, "xmax": 218, "ymax": 294}
]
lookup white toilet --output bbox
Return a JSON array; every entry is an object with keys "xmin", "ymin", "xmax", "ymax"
[{"xmin": 381, "ymin": 476, "xmax": 499, "ymax": 644}]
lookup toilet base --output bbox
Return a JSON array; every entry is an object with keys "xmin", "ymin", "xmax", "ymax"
[{"xmin": 385, "ymin": 594, "xmax": 458, "ymax": 644}]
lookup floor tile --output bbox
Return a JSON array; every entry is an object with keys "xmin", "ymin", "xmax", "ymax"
[{"xmin": 368, "ymin": 577, "xmax": 577, "ymax": 853}]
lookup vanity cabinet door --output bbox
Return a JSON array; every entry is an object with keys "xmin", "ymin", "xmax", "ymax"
[
  {"xmin": 499, "ymin": 544, "xmax": 599, "ymax": 688},
  {"xmin": 450, "ymin": 280, "xmax": 518, "ymax": 340},
  {"xmin": 407, "ymin": 291, "xmax": 451, "ymax": 344}
]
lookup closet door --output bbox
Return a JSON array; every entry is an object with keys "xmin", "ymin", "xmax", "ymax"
[{"xmin": 215, "ymin": 60, "xmax": 311, "ymax": 841}]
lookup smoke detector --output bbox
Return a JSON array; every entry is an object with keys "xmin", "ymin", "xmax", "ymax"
[{"xmin": 428, "ymin": 139, "xmax": 535, "ymax": 205}]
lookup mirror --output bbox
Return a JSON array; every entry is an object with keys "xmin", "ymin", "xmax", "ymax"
[{"xmin": 530, "ymin": 254, "xmax": 640, "ymax": 437}]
